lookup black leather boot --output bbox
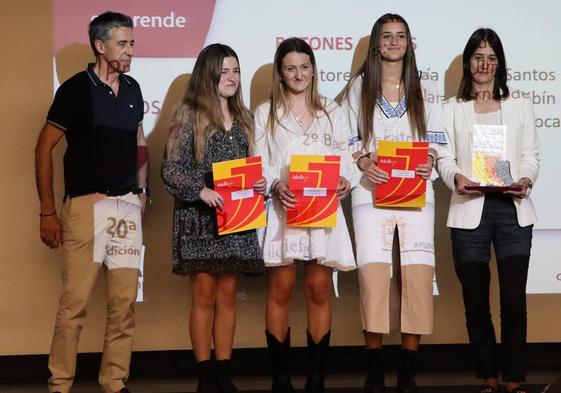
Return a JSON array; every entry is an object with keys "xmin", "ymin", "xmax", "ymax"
[
  {"xmin": 397, "ymin": 349, "xmax": 418, "ymax": 393},
  {"xmin": 197, "ymin": 360, "xmax": 220, "ymax": 393},
  {"xmin": 304, "ymin": 330, "xmax": 331, "ymax": 393},
  {"xmin": 216, "ymin": 359, "xmax": 239, "ymax": 393},
  {"xmin": 363, "ymin": 348, "xmax": 385, "ymax": 393},
  {"xmin": 265, "ymin": 329, "xmax": 295, "ymax": 393}
]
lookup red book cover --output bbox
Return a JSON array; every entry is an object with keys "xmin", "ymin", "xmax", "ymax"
[
  {"xmin": 212, "ymin": 156, "xmax": 266, "ymax": 235},
  {"xmin": 287, "ymin": 155, "xmax": 340, "ymax": 227},
  {"xmin": 374, "ymin": 141, "xmax": 428, "ymax": 208}
]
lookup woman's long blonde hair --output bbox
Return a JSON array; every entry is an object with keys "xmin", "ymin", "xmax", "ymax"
[
  {"xmin": 266, "ymin": 37, "xmax": 330, "ymax": 137},
  {"xmin": 172, "ymin": 43, "xmax": 254, "ymax": 163}
]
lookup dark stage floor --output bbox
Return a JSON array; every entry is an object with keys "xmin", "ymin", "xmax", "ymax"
[{"xmin": 1, "ymin": 371, "xmax": 557, "ymax": 393}]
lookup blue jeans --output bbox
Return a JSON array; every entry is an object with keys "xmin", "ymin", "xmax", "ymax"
[{"xmin": 451, "ymin": 193, "xmax": 533, "ymax": 383}]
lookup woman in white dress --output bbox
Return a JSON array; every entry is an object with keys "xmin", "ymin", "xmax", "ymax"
[
  {"xmin": 341, "ymin": 13, "xmax": 446, "ymax": 393},
  {"xmin": 254, "ymin": 37, "xmax": 356, "ymax": 393}
]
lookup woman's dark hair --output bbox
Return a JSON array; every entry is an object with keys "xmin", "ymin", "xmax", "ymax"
[
  {"xmin": 344, "ymin": 13, "xmax": 426, "ymax": 148},
  {"xmin": 458, "ymin": 28, "xmax": 509, "ymax": 101}
]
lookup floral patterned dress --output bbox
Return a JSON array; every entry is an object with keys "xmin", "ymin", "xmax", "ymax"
[{"xmin": 161, "ymin": 121, "xmax": 264, "ymax": 276}]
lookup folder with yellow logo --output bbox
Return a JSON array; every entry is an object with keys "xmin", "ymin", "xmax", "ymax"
[
  {"xmin": 374, "ymin": 141, "xmax": 428, "ymax": 208},
  {"xmin": 287, "ymin": 155, "xmax": 340, "ymax": 227},
  {"xmin": 213, "ymin": 156, "xmax": 266, "ymax": 235}
]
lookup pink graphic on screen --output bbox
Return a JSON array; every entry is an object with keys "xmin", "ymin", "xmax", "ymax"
[{"xmin": 53, "ymin": 0, "xmax": 215, "ymax": 57}]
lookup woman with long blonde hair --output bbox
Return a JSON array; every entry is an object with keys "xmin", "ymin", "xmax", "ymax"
[
  {"xmin": 255, "ymin": 37, "xmax": 356, "ymax": 393},
  {"xmin": 162, "ymin": 43, "xmax": 266, "ymax": 393}
]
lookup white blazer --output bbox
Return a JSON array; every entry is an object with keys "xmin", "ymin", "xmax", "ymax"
[{"xmin": 437, "ymin": 96, "xmax": 540, "ymax": 229}]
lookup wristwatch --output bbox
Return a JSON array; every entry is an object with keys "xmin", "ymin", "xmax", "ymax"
[{"xmin": 137, "ymin": 187, "xmax": 151, "ymax": 197}]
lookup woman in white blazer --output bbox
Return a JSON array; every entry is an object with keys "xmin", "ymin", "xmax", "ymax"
[{"xmin": 437, "ymin": 28, "xmax": 539, "ymax": 393}]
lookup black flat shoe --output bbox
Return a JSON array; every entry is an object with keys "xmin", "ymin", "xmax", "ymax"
[
  {"xmin": 506, "ymin": 388, "xmax": 527, "ymax": 393},
  {"xmin": 480, "ymin": 385, "xmax": 499, "ymax": 393}
]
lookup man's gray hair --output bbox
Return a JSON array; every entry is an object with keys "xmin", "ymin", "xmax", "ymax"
[{"xmin": 88, "ymin": 11, "xmax": 133, "ymax": 56}]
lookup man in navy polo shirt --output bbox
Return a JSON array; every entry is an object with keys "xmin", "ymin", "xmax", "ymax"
[{"xmin": 35, "ymin": 11, "xmax": 148, "ymax": 393}]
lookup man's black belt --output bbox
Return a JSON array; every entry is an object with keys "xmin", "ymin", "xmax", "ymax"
[
  {"xmin": 104, "ymin": 188, "xmax": 143, "ymax": 196},
  {"xmin": 65, "ymin": 188, "xmax": 142, "ymax": 199}
]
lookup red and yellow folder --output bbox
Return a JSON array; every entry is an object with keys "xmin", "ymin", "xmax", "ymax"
[
  {"xmin": 287, "ymin": 155, "xmax": 340, "ymax": 228},
  {"xmin": 212, "ymin": 156, "xmax": 266, "ymax": 235},
  {"xmin": 374, "ymin": 141, "xmax": 428, "ymax": 208}
]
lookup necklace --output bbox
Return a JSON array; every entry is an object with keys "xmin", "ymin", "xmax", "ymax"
[
  {"xmin": 383, "ymin": 79, "xmax": 402, "ymax": 90},
  {"xmin": 291, "ymin": 109, "xmax": 310, "ymax": 127}
]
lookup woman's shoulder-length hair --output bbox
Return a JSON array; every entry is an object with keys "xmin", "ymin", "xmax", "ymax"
[{"xmin": 458, "ymin": 28, "xmax": 510, "ymax": 102}]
